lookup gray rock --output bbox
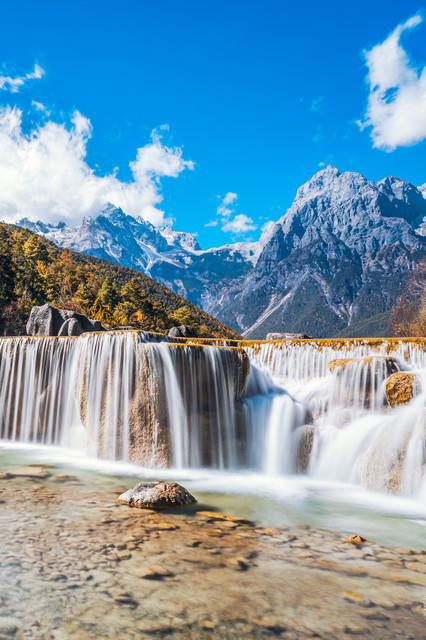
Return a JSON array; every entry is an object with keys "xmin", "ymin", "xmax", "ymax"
[
  {"xmin": 266, "ymin": 333, "xmax": 312, "ymax": 340},
  {"xmin": 117, "ymin": 481, "xmax": 197, "ymax": 509},
  {"xmin": 58, "ymin": 318, "xmax": 83, "ymax": 336},
  {"xmin": 26, "ymin": 304, "xmax": 104, "ymax": 337},
  {"xmin": 168, "ymin": 325, "xmax": 197, "ymax": 339}
]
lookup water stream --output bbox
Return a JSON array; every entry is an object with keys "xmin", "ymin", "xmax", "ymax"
[{"xmin": 0, "ymin": 332, "xmax": 424, "ymax": 514}]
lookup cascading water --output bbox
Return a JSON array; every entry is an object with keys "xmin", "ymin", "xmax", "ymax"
[
  {"xmin": 244, "ymin": 339, "xmax": 425, "ymax": 497},
  {"xmin": 0, "ymin": 332, "xmax": 247, "ymax": 470},
  {"xmin": 0, "ymin": 332, "xmax": 424, "ymax": 500}
]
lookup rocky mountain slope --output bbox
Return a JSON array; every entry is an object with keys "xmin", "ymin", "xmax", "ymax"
[
  {"xmin": 0, "ymin": 222, "xmax": 239, "ymax": 339},
  {"xmin": 18, "ymin": 166, "xmax": 426, "ymax": 338}
]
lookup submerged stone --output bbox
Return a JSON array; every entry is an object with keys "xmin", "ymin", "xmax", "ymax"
[
  {"xmin": 344, "ymin": 534, "xmax": 369, "ymax": 545},
  {"xmin": 117, "ymin": 481, "xmax": 197, "ymax": 509},
  {"xmin": 385, "ymin": 372, "xmax": 421, "ymax": 407},
  {"xmin": 8, "ymin": 466, "xmax": 50, "ymax": 478}
]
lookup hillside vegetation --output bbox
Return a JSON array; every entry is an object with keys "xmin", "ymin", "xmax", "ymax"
[{"xmin": 0, "ymin": 223, "xmax": 240, "ymax": 339}]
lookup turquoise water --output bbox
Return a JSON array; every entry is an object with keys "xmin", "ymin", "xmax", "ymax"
[{"xmin": 1, "ymin": 442, "xmax": 425, "ymax": 550}]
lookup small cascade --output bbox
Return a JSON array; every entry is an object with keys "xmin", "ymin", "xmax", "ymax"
[
  {"xmin": 243, "ymin": 338, "xmax": 425, "ymax": 497},
  {"xmin": 0, "ymin": 332, "xmax": 424, "ymax": 500},
  {"xmin": 0, "ymin": 337, "xmax": 78, "ymax": 445}
]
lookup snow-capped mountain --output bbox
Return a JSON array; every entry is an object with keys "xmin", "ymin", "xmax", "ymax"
[{"xmin": 18, "ymin": 166, "xmax": 426, "ymax": 338}]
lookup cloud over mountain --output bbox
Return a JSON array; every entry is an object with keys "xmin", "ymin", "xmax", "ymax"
[
  {"xmin": 206, "ymin": 192, "xmax": 256, "ymax": 235},
  {"xmin": 0, "ymin": 107, "xmax": 193, "ymax": 226}
]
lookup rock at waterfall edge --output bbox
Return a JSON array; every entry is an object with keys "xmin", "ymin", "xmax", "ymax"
[
  {"xmin": 168, "ymin": 325, "xmax": 197, "ymax": 338},
  {"xmin": 26, "ymin": 304, "xmax": 104, "ymax": 337},
  {"xmin": 117, "ymin": 481, "xmax": 197, "ymax": 509},
  {"xmin": 385, "ymin": 372, "xmax": 421, "ymax": 407}
]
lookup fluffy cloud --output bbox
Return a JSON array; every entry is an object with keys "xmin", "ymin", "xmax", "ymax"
[
  {"xmin": 0, "ymin": 63, "xmax": 45, "ymax": 92},
  {"xmin": 0, "ymin": 106, "xmax": 193, "ymax": 226},
  {"xmin": 206, "ymin": 192, "xmax": 256, "ymax": 235},
  {"xmin": 361, "ymin": 14, "xmax": 426, "ymax": 150},
  {"xmin": 222, "ymin": 213, "xmax": 256, "ymax": 234}
]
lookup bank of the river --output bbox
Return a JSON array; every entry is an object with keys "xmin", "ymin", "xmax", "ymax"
[{"xmin": 0, "ymin": 456, "xmax": 425, "ymax": 639}]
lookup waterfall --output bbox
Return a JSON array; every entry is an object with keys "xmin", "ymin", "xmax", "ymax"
[
  {"xmin": 0, "ymin": 332, "xmax": 247, "ymax": 470},
  {"xmin": 244, "ymin": 338, "xmax": 425, "ymax": 497},
  {"xmin": 0, "ymin": 333, "xmax": 424, "ymax": 500}
]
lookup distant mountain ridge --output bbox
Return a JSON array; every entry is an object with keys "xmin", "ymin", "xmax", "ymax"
[{"xmin": 18, "ymin": 166, "xmax": 426, "ymax": 338}]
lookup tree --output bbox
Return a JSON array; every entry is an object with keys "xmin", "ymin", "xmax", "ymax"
[
  {"xmin": 171, "ymin": 305, "xmax": 197, "ymax": 327},
  {"xmin": 94, "ymin": 279, "xmax": 120, "ymax": 323},
  {"xmin": 390, "ymin": 261, "xmax": 426, "ymax": 337}
]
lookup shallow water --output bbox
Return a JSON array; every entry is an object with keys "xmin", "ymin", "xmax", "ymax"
[{"xmin": 1, "ymin": 443, "xmax": 425, "ymax": 550}]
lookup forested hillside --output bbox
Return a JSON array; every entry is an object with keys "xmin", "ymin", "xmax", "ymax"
[{"xmin": 0, "ymin": 223, "xmax": 240, "ymax": 338}]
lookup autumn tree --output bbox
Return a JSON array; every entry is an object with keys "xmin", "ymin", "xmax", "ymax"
[{"xmin": 390, "ymin": 261, "xmax": 426, "ymax": 337}]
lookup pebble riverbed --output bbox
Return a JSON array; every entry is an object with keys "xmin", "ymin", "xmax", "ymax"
[{"xmin": 0, "ymin": 462, "xmax": 425, "ymax": 639}]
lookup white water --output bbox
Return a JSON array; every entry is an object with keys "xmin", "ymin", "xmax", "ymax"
[{"xmin": 0, "ymin": 332, "xmax": 424, "ymax": 502}]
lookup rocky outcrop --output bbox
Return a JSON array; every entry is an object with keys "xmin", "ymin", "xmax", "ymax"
[
  {"xmin": 385, "ymin": 372, "xmax": 421, "ymax": 407},
  {"xmin": 18, "ymin": 167, "xmax": 426, "ymax": 339},
  {"xmin": 26, "ymin": 304, "xmax": 104, "ymax": 337},
  {"xmin": 117, "ymin": 481, "xmax": 196, "ymax": 508},
  {"xmin": 266, "ymin": 333, "xmax": 312, "ymax": 340},
  {"xmin": 357, "ymin": 427, "xmax": 426, "ymax": 495},
  {"xmin": 328, "ymin": 356, "xmax": 399, "ymax": 376},
  {"xmin": 296, "ymin": 426, "xmax": 315, "ymax": 472},
  {"xmin": 329, "ymin": 356, "xmax": 400, "ymax": 409},
  {"xmin": 168, "ymin": 325, "xmax": 197, "ymax": 339},
  {"xmin": 77, "ymin": 339, "xmax": 250, "ymax": 468}
]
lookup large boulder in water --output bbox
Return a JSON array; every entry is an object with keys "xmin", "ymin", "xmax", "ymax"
[
  {"xmin": 168, "ymin": 325, "xmax": 197, "ymax": 339},
  {"xmin": 117, "ymin": 481, "xmax": 197, "ymax": 508},
  {"xmin": 26, "ymin": 304, "xmax": 104, "ymax": 337},
  {"xmin": 385, "ymin": 372, "xmax": 421, "ymax": 407}
]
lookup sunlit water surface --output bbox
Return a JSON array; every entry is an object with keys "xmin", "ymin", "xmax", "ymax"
[{"xmin": 1, "ymin": 442, "xmax": 425, "ymax": 550}]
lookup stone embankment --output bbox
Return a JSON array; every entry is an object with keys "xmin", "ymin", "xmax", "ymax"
[{"xmin": 0, "ymin": 468, "xmax": 425, "ymax": 639}]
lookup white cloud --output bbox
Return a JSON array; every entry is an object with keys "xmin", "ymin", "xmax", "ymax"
[
  {"xmin": 361, "ymin": 13, "xmax": 426, "ymax": 150},
  {"xmin": 31, "ymin": 100, "xmax": 50, "ymax": 115},
  {"xmin": 222, "ymin": 192, "xmax": 237, "ymax": 206},
  {"xmin": 261, "ymin": 220, "xmax": 275, "ymax": 234},
  {"xmin": 0, "ymin": 63, "xmax": 45, "ymax": 93},
  {"xmin": 206, "ymin": 192, "xmax": 256, "ymax": 235},
  {"xmin": 222, "ymin": 213, "xmax": 256, "ymax": 234},
  {"xmin": 0, "ymin": 106, "xmax": 193, "ymax": 226}
]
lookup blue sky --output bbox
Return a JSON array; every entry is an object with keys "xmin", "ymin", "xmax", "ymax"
[{"xmin": 1, "ymin": 0, "xmax": 426, "ymax": 247}]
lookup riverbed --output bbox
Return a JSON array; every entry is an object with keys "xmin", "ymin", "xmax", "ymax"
[{"xmin": 1, "ymin": 445, "xmax": 425, "ymax": 639}]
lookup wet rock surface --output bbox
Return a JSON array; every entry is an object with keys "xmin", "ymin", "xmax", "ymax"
[
  {"xmin": 0, "ymin": 469, "xmax": 425, "ymax": 639},
  {"xmin": 385, "ymin": 372, "xmax": 421, "ymax": 407},
  {"xmin": 117, "ymin": 481, "xmax": 197, "ymax": 509},
  {"xmin": 328, "ymin": 356, "xmax": 399, "ymax": 377}
]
